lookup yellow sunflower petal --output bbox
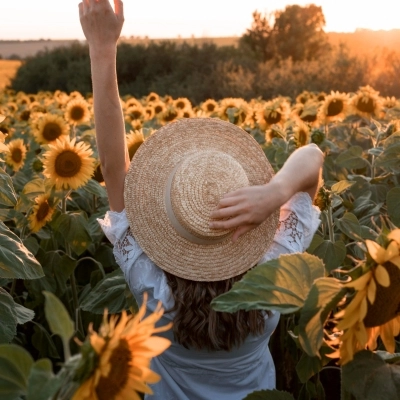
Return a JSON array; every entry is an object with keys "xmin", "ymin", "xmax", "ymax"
[
  {"xmin": 344, "ymin": 271, "xmax": 372, "ymax": 290},
  {"xmin": 375, "ymin": 264, "xmax": 390, "ymax": 287},
  {"xmin": 380, "ymin": 321, "xmax": 396, "ymax": 353},
  {"xmin": 385, "ymin": 240, "xmax": 399, "ymax": 261},
  {"xmin": 387, "ymin": 229, "xmax": 400, "ymax": 246},
  {"xmin": 367, "ymin": 278, "xmax": 377, "ymax": 304},
  {"xmin": 365, "ymin": 240, "xmax": 386, "ymax": 264},
  {"xmin": 389, "ymin": 255, "xmax": 400, "ymax": 269}
]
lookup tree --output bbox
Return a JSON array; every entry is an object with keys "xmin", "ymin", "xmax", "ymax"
[
  {"xmin": 272, "ymin": 4, "xmax": 330, "ymax": 61},
  {"xmin": 239, "ymin": 11, "xmax": 275, "ymax": 62}
]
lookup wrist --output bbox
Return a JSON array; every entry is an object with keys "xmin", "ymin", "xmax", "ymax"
[
  {"xmin": 267, "ymin": 176, "xmax": 294, "ymax": 205},
  {"xmin": 89, "ymin": 45, "xmax": 118, "ymax": 61}
]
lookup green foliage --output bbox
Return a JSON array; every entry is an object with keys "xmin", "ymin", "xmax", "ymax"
[
  {"xmin": 243, "ymin": 389, "xmax": 295, "ymax": 399},
  {"xmin": 342, "ymin": 350, "xmax": 400, "ymax": 399},
  {"xmin": 211, "ymin": 253, "xmax": 325, "ymax": 313}
]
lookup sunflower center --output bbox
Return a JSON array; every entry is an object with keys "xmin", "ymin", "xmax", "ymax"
[
  {"xmin": 70, "ymin": 106, "xmax": 85, "ymax": 122},
  {"xmin": 36, "ymin": 201, "xmax": 50, "ymax": 222},
  {"xmin": 266, "ymin": 111, "xmax": 281, "ymax": 124},
  {"xmin": 43, "ymin": 122, "xmax": 62, "ymax": 141},
  {"xmin": 356, "ymin": 97, "xmax": 375, "ymax": 114},
  {"xmin": 163, "ymin": 110, "xmax": 178, "ymax": 122},
  {"xmin": 12, "ymin": 148, "xmax": 23, "ymax": 163},
  {"xmin": 131, "ymin": 110, "xmax": 142, "ymax": 119},
  {"xmin": 176, "ymin": 101, "xmax": 185, "ymax": 109},
  {"xmin": 327, "ymin": 99, "xmax": 343, "ymax": 116},
  {"xmin": 206, "ymin": 103, "xmax": 215, "ymax": 112},
  {"xmin": 95, "ymin": 339, "xmax": 131, "ymax": 400},
  {"xmin": 301, "ymin": 113, "xmax": 317, "ymax": 123},
  {"xmin": 154, "ymin": 105, "xmax": 163, "ymax": 114},
  {"xmin": 55, "ymin": 150, "xmax": 82, "ymax": 177}
]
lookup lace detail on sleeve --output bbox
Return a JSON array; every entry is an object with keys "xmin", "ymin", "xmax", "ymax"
[
  {"xmin": 276, "ymin": 212, "xmax": 301, "ymax": 247},
  {"xmin": 114, "ymin": 228, "xmax": 143, "ymax": 267}
]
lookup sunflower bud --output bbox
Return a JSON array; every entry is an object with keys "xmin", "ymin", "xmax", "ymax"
[
  {"xmin": 32, "ymin": 158, "xmax": 43, "ymax": 172},
  {"xmin": 311, "ymin": 129, "xmax": 325, "ymax": 145},
  {"xmin": 313, "ymin": 185, "xmax": 331, "ymax": 211}
]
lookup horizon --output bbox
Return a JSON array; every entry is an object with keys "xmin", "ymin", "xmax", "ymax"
[{"xmin": 3, "ymin": 1, "xmax": 400, "ymax": 41}]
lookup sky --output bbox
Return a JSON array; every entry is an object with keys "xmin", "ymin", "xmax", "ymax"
[{"xmin": 2, "ymin": 0, "xmax": 400, "ymax": 41}]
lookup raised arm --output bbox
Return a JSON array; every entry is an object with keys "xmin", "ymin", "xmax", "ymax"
[
  {"xmin": 79, "ymin": 0, "xmax": 129, "ymax": 211},
  {"xmin": 210, "ymin": 143, "xmax": 324, "ymax": 241}
]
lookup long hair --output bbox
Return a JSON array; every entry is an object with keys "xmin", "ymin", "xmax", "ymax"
[{"xmin": 164, "ymin": 271, "xmax": 265, "ymax": 351}]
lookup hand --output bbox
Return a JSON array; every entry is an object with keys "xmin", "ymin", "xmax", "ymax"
[
  {"xmin": 79, "ymin": 0, "xmax": 124, "ymax": 50},
  {"xmin": 209, "ymin": 182, "xmax": 286, "ymax": 242}
]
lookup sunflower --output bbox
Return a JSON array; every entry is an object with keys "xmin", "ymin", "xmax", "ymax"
[
  {"xmin": 293, "ymin": 121, "xmax": 311, "ymax": 147},
  {"xmin": 349, "ymin": 85, "xmax": 382, "ymax": 118},
  {"xmin": 292, "ymin": 101, "xmax": 320, "ymax": 126},
  {"xmin": 28, "ymin": 194, "xmax": 55, "ymax": 233},
  {"xmin": 124, "ymin": 97, "xmax": 143, "ymax": 110},
  {"xmin": 256, "ymin": 98, "xmax": 290, "ymax": 130},
  {"xmin": 318, "ymin": 91, "xmax": 349, "ymax": 124},
  {"xmin": 151, "ymin": 100, "xmax": 167, "ymax": 116},
  {"xmin": 332, "ymin": 229, "xmax": 400, "ymax": 364},
  {"xmin": 126, "ymin": 130, "xmax": 145, "ymax": 160},
  {"xmin": 200, "ymin": 99, "xmax": 218, "ymax": 115},
  {"xmin": 143, "ymin": 105, "xmax": 156, "ymax": 121},
  {"xmin": 65, "ymin": 98, "xmax": 91, "ymax": 125},
  {"xmin": 32, "ymin": 114, "xmax": 69, "ymax": 144},
  {"xmin": 71, "ymin": 294, "xmax": 172, "ymax": 400},
  {"xmin": 173, "ymin": 97, "xmax": 192, "ymax": 111},
  {"xmin": 5, "ymin": 139, "xmax": 27, "ymax": 172},
  {"xmin": 181, "ymin": 108, "xmax": 195, "ymax": 119},
  {"xmin": 218, "ymin": 98, "xmax": 248, "ymax": 122},
  {"xmin": 0, "ymin": 116, "xmax": 9, "ymax": 154},
  {"xmin": 160, "ymin": 106, "xmax": 182, "ymax": 125},
  {"xmin": 42, "ymin": 136, "xmax": 95, "ymax": 190},
  {"xmin": 145, "ymin": 92, "xmax": 160, "ymax": 104},
  {"xmin": 125, "ymin": 105, "xmax": 145, "ymax": 122},
  {"xmin": 295, "ymin": 90, "xmax": 315, "ymax": 104}
]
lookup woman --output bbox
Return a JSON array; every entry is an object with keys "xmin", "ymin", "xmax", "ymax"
[{"xmin": 79, "ymin": 1, "xmax": 324, "ymax": 399}]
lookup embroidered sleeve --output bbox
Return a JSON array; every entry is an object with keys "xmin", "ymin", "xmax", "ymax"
[{"xmin": 258, "ymin": 192, "xmax": 321, "ymax": 264}]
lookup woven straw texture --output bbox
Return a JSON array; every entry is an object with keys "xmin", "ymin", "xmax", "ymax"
[{"xmin": 124, "ymin": 118, "xmax": 279, "ymax": 281}]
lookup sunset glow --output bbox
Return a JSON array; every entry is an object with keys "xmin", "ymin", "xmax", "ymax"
[{"xmin": 2, "ymin": 0, "xmax": 399, "ymax": 40}]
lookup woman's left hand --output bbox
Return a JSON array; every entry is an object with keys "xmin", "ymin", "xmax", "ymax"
[{"xmin": 209, "ymin": 182, "xmax": 287, "ymax": 242}]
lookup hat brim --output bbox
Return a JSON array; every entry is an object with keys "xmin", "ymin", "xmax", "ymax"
[{"xmin": 124, "ymin": 118, "xmax": 279, "ymax": 281}]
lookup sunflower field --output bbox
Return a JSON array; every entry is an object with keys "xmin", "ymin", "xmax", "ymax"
[{"xmin": 0, "ymin": 85, "xmax": 400, "ymax": 400}]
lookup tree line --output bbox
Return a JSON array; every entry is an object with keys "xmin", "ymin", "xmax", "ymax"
[{"xmin": 9, "ymin": 5, "xmax": 400, "ymax": 102}]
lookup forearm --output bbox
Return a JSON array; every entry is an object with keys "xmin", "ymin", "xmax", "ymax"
[
  {"xmin": 269, "ymin": 144, "xmax": 324, "ymax": 203},
  {"xmin": 90, "ymin": 48, "xmax": 129, "ymax": 175}
]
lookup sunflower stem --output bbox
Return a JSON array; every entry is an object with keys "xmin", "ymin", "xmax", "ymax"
[
  {"xmin": 62, "ymin": 190, "xmax": 84, "ymax": 337},
  {"xmin": 62, "ymin": 337, "xmax": 71, "ymax": 362},
  {"xmin": 327, "ymin": 206, "xmax": 335, "ymax": 243}
]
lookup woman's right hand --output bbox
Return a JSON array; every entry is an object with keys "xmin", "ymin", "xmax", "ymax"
[{"xmin": 78, "ymin": 0, "xmax": 124, "ymax": 50}]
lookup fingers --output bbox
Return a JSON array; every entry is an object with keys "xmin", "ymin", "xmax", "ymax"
[
  {"xmin": 114, "ymin": 0, "xmax": 124, "ymax": 17},
  {"xmin": 231, "ymin": 225, "xmax": 256, "ymax": 242},
  {"xmin": 209, "ymin": 215, "xmax": 247, "ymax": 230},
  {"xmin": 78, "ymin": 2, "xmax": 84, "ymax": 19},
  {"xmin": 210, "ymin": 205, "xmax": 241, "ymax": 220}
]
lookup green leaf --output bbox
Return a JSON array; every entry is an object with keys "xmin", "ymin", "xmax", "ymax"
[
  {"xmin": 0, "ymin": 288, "xmax": 34, "ymax": 343},
  {"xmin": 26, "ymin": 358, "xmax": 61, "ymax": 400},
  {"xmin": 0, "ymin": 168, "xmax": 17, "ymax": 207},
  {"xmin": 387, "ymin": 187, "xmax": 400, "ymax": 227},
  {"xmin": 335, "ymin": 146, "xmax": 369, "ymax": 169},
  {"xmin": 310, "ymin": 240, "xmax": 346, "ymax": 272},
  {"xmin": 295, "ymin": 345, "xmax": 333, "ymax": 383},
  {"xmin": 331, "ymin": 180, "xmax": 356, "ymax": 194},
  {"xmin": 342, "ymin": 350, "xmax": 400, "ymax": 399},
  {"xmin": 211, "ymin": 253, "xmax": 325, "ymax": 314},
  {"xmin": 43, "ymin": 291, "xmax": 74, "ymax": 343},
  {"xmin": 375, "ymin": 143, "xmax": 400, "ymax": 173},
  {"xmin": 375, "ymin": 351, "xmax": 400, "ymax": 364},
  {"xmin": 80, "ymin": 269, "xmax": 129, "ymax": 314},
  {"xmin": 31, "ymin": 322, "xmax": 60, "ymax": 359},
  {"xmin": 335, "ymin": 213, "xmax": 362, "ymax": 241},
  {"xmin": 0, "ymin": 344, "xmax": 33, "ymax": 400},
  {"xmin": 51, "ymin": 212, "xmax": 92, "ymax": 256},
  {"xmin": 22, "ymin": 178, "xmax": 45, "ymax": 198},
  {"xmin": 243, "ymin": 389, "xmax": 295, "ymax": 400},
  {"xmin": 0, "ymin": 288, "xmax": 18, "ymax": 343},
  {"xmin": 298, "ymin": 277, "xmax": 346, "ymax": 357},
  {"xmin": 0, "ymin": 221, "xmax": 44, "ymax": 279},
  {"xmin": 82, "ymin": 179, "xmax": 108, "ymax": 198}
]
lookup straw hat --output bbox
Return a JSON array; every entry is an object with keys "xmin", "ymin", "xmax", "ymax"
[{"xmin": 124, "ymin": 118, "xmax": 279, "ymax": 281}]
